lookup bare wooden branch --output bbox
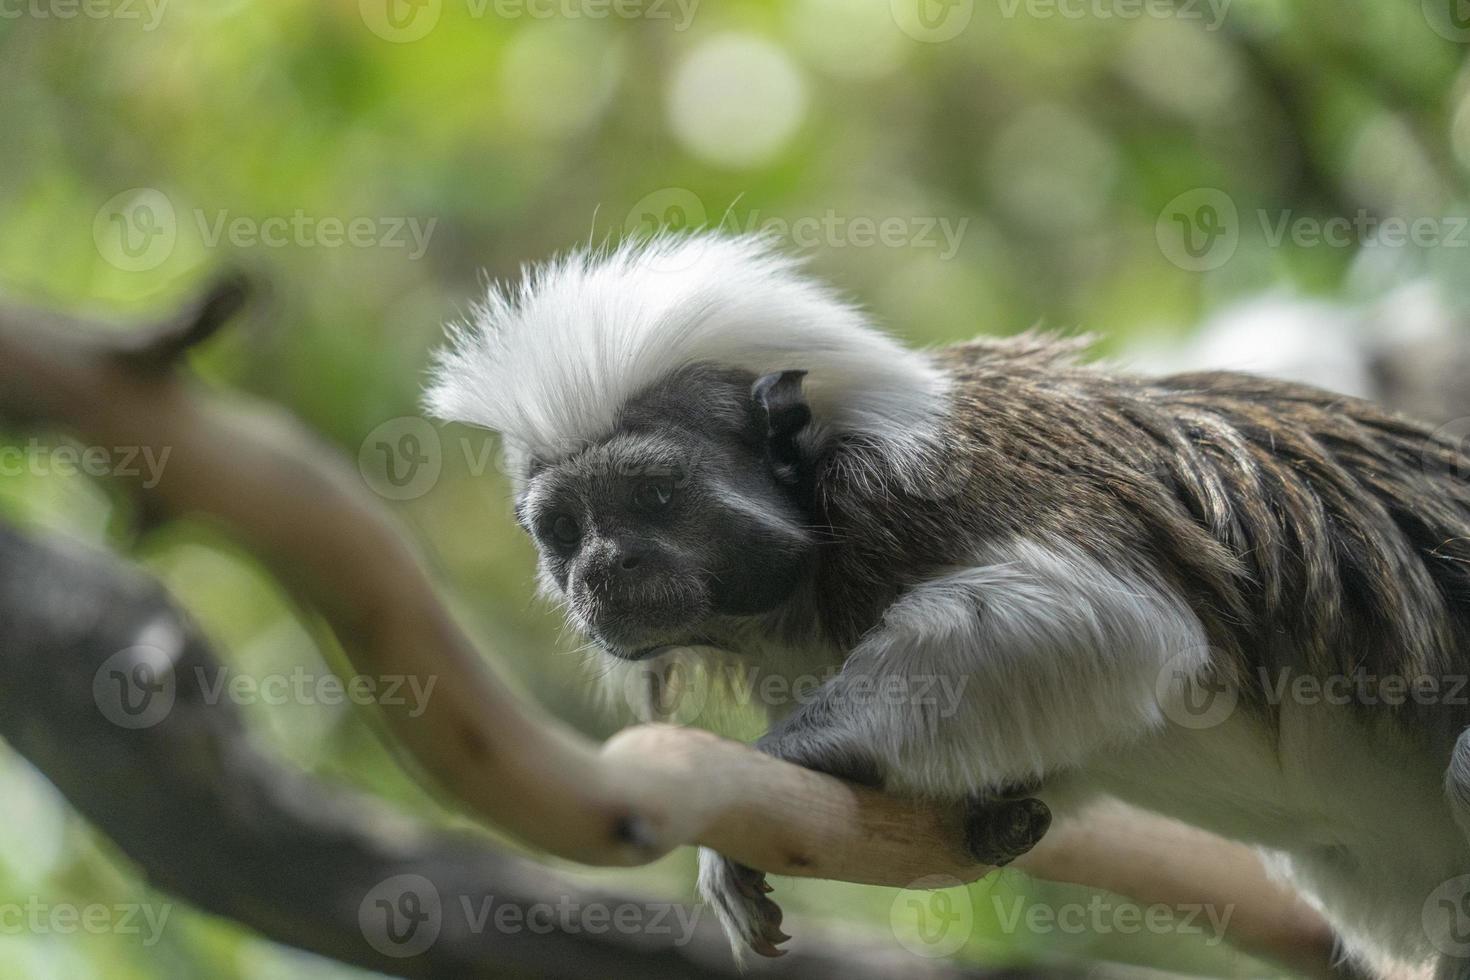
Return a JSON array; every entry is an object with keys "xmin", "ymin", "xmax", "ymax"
[
  {"xmin": 0, "ymin": 523, "xmax": 1025, "ymax": 979},
  {"xmin": 111, "ymin": 274, "xmax": 252, "ymax": 369},
  {"xmin": 0, "ymin": 287, "xmax": 1351, "ymax": 977}
]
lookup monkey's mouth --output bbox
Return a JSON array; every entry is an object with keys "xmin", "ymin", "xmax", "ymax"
[
  {"xmin": 594, "ymin": 634, "xmax": 712, "ymax": 662},
  {"xmin": 578, "ymin": 583, "xmax": 713, "ymax": 661},
  {"xmin": 573, "ymin": 575, "xmax": 711, "ymax": 658}
]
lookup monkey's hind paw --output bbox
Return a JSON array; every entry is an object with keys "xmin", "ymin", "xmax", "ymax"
[
  {"xmin": 697, "ymin": 847, "xmax": 790, "ymax": 960},
  {"xmin": 963, "ymin": 795, "xmax": 1051, "ymax": 867}
]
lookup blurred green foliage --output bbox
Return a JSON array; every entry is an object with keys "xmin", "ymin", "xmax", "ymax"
[{"xmin": 3, "ymin": 0, "xmax": 1470, "ymax": 976}]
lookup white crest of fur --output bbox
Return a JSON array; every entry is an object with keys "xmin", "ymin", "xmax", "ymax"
[{"xmin": 423, "ymin": 233, "xmax": 948, "ymax": 474}]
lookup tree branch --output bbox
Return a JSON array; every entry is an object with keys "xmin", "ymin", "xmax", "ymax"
[
  {"xmin": 0, "ymin": 283, "xmax": 1349, "ymax": 977},
  {"xmin": 0, "ymin": 522, "xmax": 1027, "ymax": 979}
]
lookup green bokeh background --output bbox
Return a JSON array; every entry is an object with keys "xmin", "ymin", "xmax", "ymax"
[{"xmin": 3, "ymin": 0, "xmax": 1470, "ymax": 976}]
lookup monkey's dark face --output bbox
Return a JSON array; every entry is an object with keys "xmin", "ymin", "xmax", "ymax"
[{"xmin": 515, "ymin": 366, "xmax": 816, "ymax": 660}]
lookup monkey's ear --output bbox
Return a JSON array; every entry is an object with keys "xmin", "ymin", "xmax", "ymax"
[{"xmin": 751, "ymin": 370, "xmax": 810, "ymax": 485}]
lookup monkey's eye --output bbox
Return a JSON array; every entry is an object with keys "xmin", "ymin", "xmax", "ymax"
[
  {"xmin": 548, "ymin": 514, "xmax": 582, "ymax": 550},
  {"xmin": 632, "ymin": 476, "xmax": 675, "ymax": 513}
]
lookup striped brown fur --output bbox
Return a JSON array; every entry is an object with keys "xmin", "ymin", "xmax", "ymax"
[{"xmin": 807, "ymin": 333, "xmax": 1470, "ymax": 742}]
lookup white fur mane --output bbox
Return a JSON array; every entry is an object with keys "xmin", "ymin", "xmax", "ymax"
[{"xmin": 423, "ymin": 233, "xmax": 948, "ymax": 474}]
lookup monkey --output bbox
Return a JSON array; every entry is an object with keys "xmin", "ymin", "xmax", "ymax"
[{"xmin": 424, "ymin": 233, "xmax": 1470, "ymax": 978}]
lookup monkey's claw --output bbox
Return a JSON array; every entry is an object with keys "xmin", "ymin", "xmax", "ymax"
[
  {"xmin": 697, "ymin": 847, "xmax": 791, "ymax": 958},
  {"xmin": 963, "ymin": 795, "xmax": 1051, "ymax": 867}
]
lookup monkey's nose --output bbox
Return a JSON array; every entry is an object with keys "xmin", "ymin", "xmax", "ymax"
[
  {"xmin": 612, "ymin": 540, "xmax": 652, "ymax": 573},
  {"xmin": 585, "ymin": 541, "xmax": 652, "ymax": 591}
]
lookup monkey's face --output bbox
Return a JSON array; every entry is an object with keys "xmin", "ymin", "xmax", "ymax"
[{"xmin": 515, "ymin": 366, "xmax": 816, "ymax": 661}]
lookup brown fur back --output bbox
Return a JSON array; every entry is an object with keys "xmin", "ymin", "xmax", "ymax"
[{"xmin": 808, "ymin": 333, "xmax": 1470, "ymax": 741}]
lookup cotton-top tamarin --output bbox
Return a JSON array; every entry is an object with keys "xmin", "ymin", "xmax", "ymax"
[{"xmin": 425, "ymin": 234, "xmax": 1470, "ymax": 977}]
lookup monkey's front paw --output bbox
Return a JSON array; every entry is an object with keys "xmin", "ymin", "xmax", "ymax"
[
  {"xmin": 963, "ymin": 795, "xmax": 1051, "ymax": 867},
  {"xmin": 697, "ymin": 847, "xmax": 790, "ymax": 959}
]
